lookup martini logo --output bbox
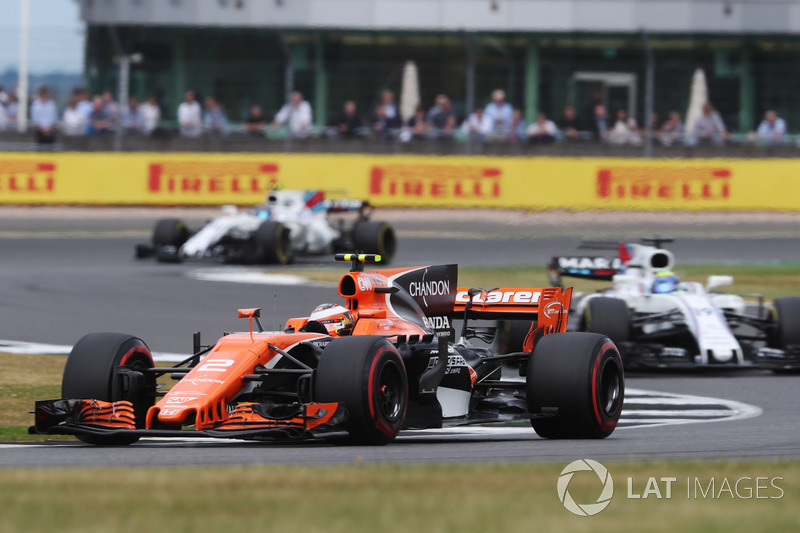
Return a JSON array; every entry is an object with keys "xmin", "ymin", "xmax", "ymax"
[
  {"xmin": 148, "ymin": 162, "xmax": 279, "ymax": 195},
  {"xmin": 558, "ymin": 459, "xmax": 614, "ymax": 516},
  {"xmin": 0, "ymin": 161, "xmax": 56, "ymax": 193},
  {"xmin": 597, "ymin": 167, "xmax": 730, "ymax": 201},
  {"xmin": 370, "ymin": 164, "xmax": 501, "ymax": 200}
]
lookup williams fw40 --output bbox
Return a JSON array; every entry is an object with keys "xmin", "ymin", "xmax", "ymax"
[
  {"xmin": 517, "ymin": 238, "xmax": 800, "ymax": 371},
  {"xmin": 134, "ymin": 189, "xmax": 397, "ymax": 265},
  {"xmin": 31, "ymin": 254, "xmax": 624, "ymax": 445}
]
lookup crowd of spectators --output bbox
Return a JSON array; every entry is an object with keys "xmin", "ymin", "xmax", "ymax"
[{"xmin": 0, "ymin": 83, "xmax": 793, "ymax": 149}]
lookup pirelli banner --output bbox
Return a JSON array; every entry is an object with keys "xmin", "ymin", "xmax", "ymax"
[{"xmin": 1, "ymin": 152, "xmax": 799, "ymax": 210}]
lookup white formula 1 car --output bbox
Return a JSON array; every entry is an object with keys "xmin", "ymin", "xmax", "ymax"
[
  {"xmin": 135, "ymin": 190, "xmax": 397, "ymax": 265},
  {"xmin": 534, "ymin": 238, "xmax": 800, "ymax": 370}
]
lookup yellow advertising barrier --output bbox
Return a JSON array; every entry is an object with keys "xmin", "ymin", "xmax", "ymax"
[{"xmin": 1, "ymin": 152, "xmax": 799, "ymax": 210}]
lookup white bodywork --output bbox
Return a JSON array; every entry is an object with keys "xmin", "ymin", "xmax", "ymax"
[
  {"xmin": 180, "ymin": 190, "xmax": 342, "ymax": 259},
  {"xmin": 576, "ymin": 243, "xmax": 747, "ymax": 365}
]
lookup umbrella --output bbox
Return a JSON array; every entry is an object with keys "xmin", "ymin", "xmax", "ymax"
[
  {"xmin": 685, "ymin": 68, "xmax": 708, "ymax": 138},
  {"xmin": 400, "ymin": 61, "xmax": 420, "ymax": 123}
]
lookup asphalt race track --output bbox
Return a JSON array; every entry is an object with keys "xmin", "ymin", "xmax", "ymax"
[{"xmin": 1, "ymin": 208, "xmax": 799, "ymax": 466}]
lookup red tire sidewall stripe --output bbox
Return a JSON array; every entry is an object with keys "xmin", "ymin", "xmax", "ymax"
[
  {"xmin": 366, "ymin": 344, "xmax": 406, "ymax": 439},
  {"xmin": 119, "ymin": 345, "xmax": 153, "ymax": 367},
  {"xmin": 592, "ymin": 340, "xmax": 619, "ymax": 432}
]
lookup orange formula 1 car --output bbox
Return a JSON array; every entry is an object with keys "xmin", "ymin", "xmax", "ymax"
[{"xmin": 31, "ymin": 254, "xmax": 624, "ymax": 445}]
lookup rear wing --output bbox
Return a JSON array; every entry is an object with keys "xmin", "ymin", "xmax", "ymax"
[
  {"xmin": 548, "ymin": 255, "xmax": 621, "ymax": 287},
  {"xmin": 453, "ymin": 286, "xmax": 572, "ymax": 334}
]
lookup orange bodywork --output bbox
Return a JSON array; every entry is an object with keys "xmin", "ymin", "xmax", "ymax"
[{"xmin": 146, "ymin": 332, "xmax": 324, "ymax": 430}]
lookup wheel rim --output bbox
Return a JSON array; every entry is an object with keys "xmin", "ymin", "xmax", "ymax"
[
  {"xmin": 376, "ymin": 360, "xmax": 404, "ymax": 422},
  {"xmin": 276, "ymin": 226, "xmax": 292, "ymax": 263},
  {"xmin": 597, "ymin": 358, "xmax": 622, "ymax": 417}
]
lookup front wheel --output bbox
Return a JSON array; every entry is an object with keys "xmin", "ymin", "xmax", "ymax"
[
  {"xmin": 62, "ymin": 333, "xmax": 156, "ymax": 445},
  {"xmin": 315, "ymin": 336, "xmax": 408, "ymax": 444},
  {"xmin": 769, "ymin": 297, "xmax": 800, "ymax": 349},
  {"xmin": 526, "ymin": 332, "xmax": 624, "ymax": 439},
  {"xmin": 152, "ymin": 218, "xmax": 188, "ymax": 263}
]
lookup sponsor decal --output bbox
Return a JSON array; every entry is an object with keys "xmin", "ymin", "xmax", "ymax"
[
  {"xmin": 410, "ymin": 279, "xmax": 451, "ymax": 300},
  {"xmin": 370, "ymin": 164, "xmax": 501, "ymax": 200},
  {"xmin": 148, "ymin": 162, "xmax": 279, "ymax": 195},
  {"xmin": 543, "ymin": 301, "xmax": 565, "ymax": 319},
  {"xmin": 422, "ymin": 316, "xmax": 450, "ymax": 330},
  {"xmin": 356, "ymin": 273, "xmax": 389, "ymax": 292},
  {"xmin": 0, "ymin": 161, "xmax": 56, "ymax": 193},
  {"xmin": 455, "ymin": 290, "xmax": 541, "ymax": 305},
  {"xmin": 597, "ymin": 167, "xmax": 731, "ymax": 201},
  {"xmin": 558, "ymin": 256, "xmax": 622, "ymax": 270},
  {"xmin": 164, "ymin": 396, "xmax": 198, "ymax": 405}
]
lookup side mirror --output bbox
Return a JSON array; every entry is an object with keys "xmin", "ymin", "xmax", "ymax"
[{"xmin": 706, "ymin": 275, "xmax": 733, "ymax": 291}]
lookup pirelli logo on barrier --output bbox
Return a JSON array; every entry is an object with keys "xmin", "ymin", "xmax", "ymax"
[
  {"xmin": 597, "ymin": 167, "xmax": 731, "ymax": 201},
  {"xmin": 147, "ymin": 162, "xmax": 279, "ymax": 195},
  {"xmin": 369, "ymin": 164, "xmax": 501, "ymax": 201},
  {"xmin": 0, "ymin": 161, "xmax": 56, "ymax": 194}
]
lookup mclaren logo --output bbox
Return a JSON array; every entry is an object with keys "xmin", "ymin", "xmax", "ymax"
[{"xmin": 543, "ymin": 301, "xmax": 564, "ymax": 319}]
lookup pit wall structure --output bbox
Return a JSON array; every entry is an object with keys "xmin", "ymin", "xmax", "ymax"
[{"xmin": 1, "ymin": 152, "xmax": 798, "ymax": 211}]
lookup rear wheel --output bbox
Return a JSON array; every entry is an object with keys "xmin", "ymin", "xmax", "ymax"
[
  {"xmin": 152, "ymin": 218, "xmax": 188, "ymax": 263},
  {"xmin": 526, "ymin": 332, "xmax": 624, "ymax": 439},
  {"xmin": 62, "ymin": 333, "xmax": 156, "ymax": 445},
  {"xmin": 252, "ymin": 221, "xmax": 293, "ymax": 264},
  {"xmin": 583, "ymin": 297, "xmax": 630, "ymax": 343},
  {"xmin": 352, "ymin": 220, "xmax": 397, "ymax": 263},
  {"xmin": 315, "ymin": 336, "xmax": 408, "ymax": 444}
]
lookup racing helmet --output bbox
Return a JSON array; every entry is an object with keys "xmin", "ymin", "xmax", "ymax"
[
  {"xmin": 308, "ymin": 303, "xmax": 355, "ymax": 337},
  {"xmin": 652, "ymin": 270, "xmax": 680, "ymax": 294}
]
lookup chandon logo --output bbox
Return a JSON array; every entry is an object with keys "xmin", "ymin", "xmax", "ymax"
[
  {"xmin": 558, "ymin": 459, "xmax": 614, "ymax": 516},
  {"xmin": 408, "ymin": 268, "xmax": 450, "ymax": 307}
]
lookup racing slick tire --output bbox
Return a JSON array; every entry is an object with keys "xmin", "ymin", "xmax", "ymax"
[
  {"xmin": 526, "ymin": 332, "xmax": 624, "ymax": 439},
  {"xmin": 352, "ymin": 220, "xmax": 397, "ymax": 264},
  {"xmin": 315, "ymin": 336, "xmax": 408, "ymax": 445},
  {"xmin": 583, "ymin": 297, "xmax": 631, "ymax": 343},
  {"xmin": 769, "ymin": 297, "xmax": 800, "ymax": 356},
  {"xmin": 152, "ymin": 218, "xmax": 189, "ymax": 263},
  {"xmin": 252, "ymin": 221, "xmax": 293, "ymax": 265},
  {"xmin": 62, "ymin": 333, "xmax": 156, "ymax": 445}
]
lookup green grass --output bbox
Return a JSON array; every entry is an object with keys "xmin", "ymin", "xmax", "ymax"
[
  {"xmin": 275, "ymin": 263, "xmax": 800, "ymax": 300},
  {"xmin": 0, "ymin": 461, "xmax": 797, "ymax": 533}
]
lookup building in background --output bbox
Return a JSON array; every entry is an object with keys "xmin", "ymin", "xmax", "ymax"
[{"xmin": 81, "ymin": 0, "xmax": 800, "ymax": 133}]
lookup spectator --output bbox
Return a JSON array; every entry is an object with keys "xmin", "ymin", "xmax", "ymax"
[
  {"xmin": 659, "ymin": 111, "xmax": 684, "ymax": 146},
  {"xmin": 402, "ymin": 106, "xmax": 428, "ymax": 141},
  {"xmin": 461, "ymin": 106, "xmax": 493, "ymax": 142},
  {"xmin": 243, "ymin": 104, "xmax": 266, "ymax": 136},
  {"xmin": 5, "ymin": 92, "xmax": 19, "ymax": 128},
  {"xmin": 333, "ymin": 100, "xmax": 362, "ymax": 138},
  {"xmin": 484, "ymin": 89, "xmax": 514, "ymax": 136},
  {"xmin": 203, "ymin": 96, "xmax": 228, "ymax": 136},
  {"xmin": 587, "ymin": 104, "xmax": 609, "ymax": 141},
  {"xmin": 31, "ymin": 87, "xmax": 58, "ymax": 146},
  {"xmin": 102, "ymin": 90, "xmax": 120, "ymax": 125},
  {"xmin": 526, "ymin": 112, "xmax": 558, "ymax": 144},
  {"xmin": 380, "ymin": 90, "xmax": 397, "ymax": 120},
  {"xmin": 140, "ymin": 94, "xmax": 161, "ymax": 135},
  {"xmin": 273, "ymin": 91, "xmax": 313, "ymax": 138},
  {"xmin": 426, "ymin": 94, "xmax": 456, "ymax": 135},
  {"xmin": 508, "ymin": 108, "xmax": 526, "ymax": 143},
  {"xmin": 372, "ymin": 104, "xmax": 401, "ymax": 139},
  {"xmin": 692, "ymin": 102, "xmax": 728, "ymax": 146},
  {"xmin": 87, "ymin": 95, "xmax": 112, "ymax": 135},
  {"xmin": 756, "ymin": 110, "xmax": 786, "ymax": 145},
  {"xmin": 0, "ymin": 85, "xmax": 7, "ymax": 107},
  {"xmin": 121, "ymin": 96, "xmax": 144, "ymax": 133},
  {"xmin": 0, "ymin": 98, "xmax": 7, "ymax": 131},
  {"xmin": 75, "ymin": 88, "xmax": 93, "ymax": 122},
  {"xmin": 177, "ymin": 90, "xmax": 202, "ymax": 137},
  {"xmin": 559, "ymin": 105, "xmax": 581, "ymax": 141},
  {"xmin": 608, "ymin": 108, "xmax": 640, "ymax": 145},
  {"xmin": 61, "ymin": 97, "xmax": 87, "ymax": 136}
]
